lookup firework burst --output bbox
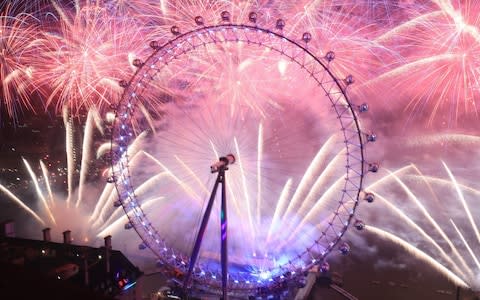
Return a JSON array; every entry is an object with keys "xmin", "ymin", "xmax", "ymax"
[
  {"xmin": 0, "ymin": 5, "xmax": 47, "ymax": 119},
  {"xmin": 35, "ymin": 1, "xmax": 148, "ymax": 116},
  {"xmin": 1, "ymin": 1, "xmax": 480, "ymax": 296},
  {"xmin": 357, "ymin": 133, "xmax": 480, "ymax": 290},
  {"xmin": 366, "ymin": 1, "xmax": 480, "ymax": 126},
  {"xmin": 0, "ymin": 109, "xmax": 136, "ymax": 244}
]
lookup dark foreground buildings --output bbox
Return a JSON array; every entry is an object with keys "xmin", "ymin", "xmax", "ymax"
[
  {"xmin": 0, "ymin": 220, "xmax": 142, "ymax": 300},
  {"xmin": 2, "ymin": 219, "xmax": 479, "ymax": 300}
]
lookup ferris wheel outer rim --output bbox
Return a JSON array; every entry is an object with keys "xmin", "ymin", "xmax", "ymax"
[{"xmin": 109, "ymin": 21, "xmax": 368, "ymax": 295}]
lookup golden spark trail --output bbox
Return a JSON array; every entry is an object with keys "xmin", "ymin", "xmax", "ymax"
[
  {"xmin": 96, "ymin": 143, "xmax": 111, "ymax": 159},
  {"xmin": 0, "ymin": 184, "xmax": 45, "ymax": 225},
  {"xmin": 209, "ymin": 140, "xmax": 220, "ymax": 160},
  {"xmin": 373, "ymin": 193, "xmax": 465, "ymax": 276},
  {"xmin": 450, "ymin": 219, "xmax": 480, "ymax": 270},
  {"xmin": 363, "ymin": 54, "xmax": 457, "ymax": 87},
  {"xmin": 405, "ymin": 133, "xmax": 480, "ymax": 148},
  {"xmin": 388, "ymin": 170, "xmax": 472, "ymax": 275},
  {"xmin": 92, "ymin": 188, "xmax": 119, "ymax": 229},
  {"xmin": 40, "ymin": 160, "xmax": 55, "ymax": 206},
  {"xmin": 365, "ymin": 165, "xmax": 415, "ymax": 190},
  {"xmin": 367, "ymin": 225, "xmax": 469, "ymax": 288},
  {"xmin": 97, "ymin": 197, "xmax": 164, "ymax": 238},
  {"xmin": 91, "ymin": 150, "xmax": 147, "ymax": 227},
  {"xmin": 142, "ymin": 151, "xmax": 202, "ymax": 204},
  {"xmin": 174, "ymin": 155, "xmax": 209, "ymax": 195},
  {"xmin": 90, "ymin": 135, "xmax": 149, "ymax": 223},
  {"xmin": 89, "ymin": 183, "xmax": 115, "ymax": 223},
  {"xmin": 442, "ymin": 161, "xmax": 480, "ymax": 244},
  {"xmin": 99, "ymin": 173, "xmax": 171, "ymax": 232},
  {"xmin": 234, "ymin": 137, "xmax": 256, "ymax": 237},
  {"xmin": 283, "ymin": 175, "xmax": 345, "ymax": 246},
  {"xmin": 407, "ymin": 175, "xmax": 480, "ymax": 196},
  {"xmin": 134, "ymin": 172, "xmax": 169, "ymax": 197},
  {"xmin": 91, "ymin": 108, "xmax": 104, "ymax": 135},
  {"xmin": 283, "ymin": 135, "xmax": 337, "ymax": 220},
  {"xmin": 77, "ymin": 109, "xmax": 95, "ymax": 207},
  {"xmin": 23, "ymin": 158, "xmax": 56, "ymax": 225},
  {"xmin": 266, "ymin": 178, "xmax": 292, "ymax": 245},
  {"xmin": 63, "ymin": 107, "xmax": 75, "ymax": 207},
  {"xmin": 297, "ymin": 148, "xmax": 345, "ymax": 216},
  {"xmin": 408, "ymin": 164, "xmax": 449, "ymax": 213}
]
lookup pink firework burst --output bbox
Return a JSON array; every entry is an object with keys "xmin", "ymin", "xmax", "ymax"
[
  {"xmin": 368, "ymin": 1, "xmax": 480, "ymax": 126},
  {"xmin": 141, "ymin": 0, "xmax": 394, "ymax": 106},
  {"xmin": 0, "ymin": 5, "xmax": 47, "ymax": 118},
  {"xmin": 36, "ymin": 1, "xmax": 149, "ymax": 116}
]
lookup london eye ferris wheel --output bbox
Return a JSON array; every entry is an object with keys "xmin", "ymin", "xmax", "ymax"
[{"xmin": 108, "ymin": 10, "xmax": 377, "ymax": 299}]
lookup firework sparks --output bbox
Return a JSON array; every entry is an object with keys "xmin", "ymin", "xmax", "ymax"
[
  {"xmin": 1, "ymin": 1, "xmax": 480, "ymax": 296},
  {"xmin": 122, "ymin": 82, "xmax": 352, "ymax": 266},
  {"xmin": 0, "ymin": 5, "xmax": 47, "ymax": 118},
  {"xmin": 2, "ymin": 0, "xmax": 476, "ymax": 126},
  {"xmin": 35, "ymin": 1, "xmax": 147, "ymax": 115},
  {"xmin": 366, "ymin": 225, "xmax": 469, "ymax": 288},
  {"xmin": 104, "ymin": 1, "xmax": 374, "ymax": 287},
  {"xmin": 365, "ymin": 1, "xmax": 480, "ymax": 125},
  {"xmin": 361, "ymin": 158, "xmax": 480, "ymax": 289},
  {"xmin": 0, "ymin": 109, "xmax": 142, "ymax": 244}
]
